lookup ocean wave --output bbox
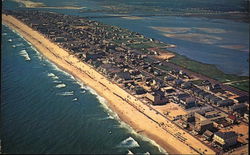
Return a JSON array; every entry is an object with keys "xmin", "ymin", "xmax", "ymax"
[
  {"xmin": 12, "ymin": 45, "xmax": 16, "ymax": 48},
  {"xmin": 8, "ymin": 39, "xmax": 12, "ymax": 42},
  {"xmin": 19, "ymin": 49, "xmax": 31, "ymax": 61},
  {"xmin": 15, "ymin": 43, "xmax": 25, "ymax": 47},
  {"xmin": 114, "ymin": 121, "xmax": 167, "ymax": 154},
  {"xmin": 57, "ymin": 91, "xmax": 74, "ymax": 96},
  {"xmin": 2, "ymin": 33, "xmax": 7, "ymax": 36},
  {"xmin": 55, "ymin": 83, "xmax": 66, "ymax": 88},
  {"xmin": 98, "ymin": 115, "xmax": 114, "ymax": 121},
  {"xmin": 127, "ymin": 150, "xmax": 134, "ymax": 155},
  {"xmin": 53, "ymin": 80, "xmax": 62, "ymax": 83},
  {"xmin": 72, "ymin": 98, "xmax": 78, "ymax": 101},
  {"xmin": 85, "ymin": 86, "xmax": 120, "ymax": 120},
  {"xmin": 80, "ymin": 90, "xmax": 86, "ymax": 94},
  {"xmin": 47, "ymin": 73, "xmax": 59, "ymax": 80},
  {"xmin": 117, "ymin": 137, "xmax": 140, "ymax": 148}
]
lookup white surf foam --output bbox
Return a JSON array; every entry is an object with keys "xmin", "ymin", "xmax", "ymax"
[
  {"xmin": 57, "ymin": 91, "xmax": 74, "ymax": 96},
  {"xmin": 19, "ymin": 49, "xmax": 31, "ymax": 61},
  {"xmin": 72, "ymin": 98, "xmax": 78, "ymax": 101},
  {"xmin": 117, "ymin": 137, "xmax": 140, "ymax": 148},
  {"xmin": 55, "ymin": 83, "xmax": 66, "ymax": 88},
  {"xmin": 127, "ymin": 150, "xmax": 134, "ymax": 155},
  {"xmin": 53, "ymin": 80, "xmax": 62, "ymax": 83},
  {"xmin": 98, "ymin": 115, "xmax": 115, "ymax": 121},
  {"xmin": 8, "ymin": 39, "xmax": 12, "ymax": 42},
  {"xmin": 12, "ymin": 45, "xmax": 16, "ymax": 48},
  {"xmin": 47, "ymin": 73, "xmax": 59, "ymax": 80},
  {"xmin": 144, "ymin": 152, "xmax": 150, "ymax": 155},
  {"xmin": 16, "ymin": 43, "xmax": 24, "ymax": 47}
]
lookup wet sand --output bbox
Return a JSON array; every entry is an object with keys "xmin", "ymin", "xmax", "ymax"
[{"xmin": 3, "ymin": 14, "xmax": 215, "ymax": 155}]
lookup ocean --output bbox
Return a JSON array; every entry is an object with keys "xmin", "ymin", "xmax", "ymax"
[{"xmin": 1, "ymin": 25, "xmax": 166, "ymax": 154}]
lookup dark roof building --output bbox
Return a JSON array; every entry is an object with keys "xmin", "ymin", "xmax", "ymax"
[{"xmin": 213, "ymin": 131, "xmax": 238, "ymax": 149}]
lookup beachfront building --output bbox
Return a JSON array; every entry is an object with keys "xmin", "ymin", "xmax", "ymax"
[
  {"xmin": 146, "ymin": 90, "xmax": 168, "ymax": 105},
  {"xmin": 213, "ymin": 131, "xmax": 238, "ymax": 149},
  {"xmin": 203, "ymin": 130, "xmax": 214, "ymax": 141},
  {"xmin": 177, "ymin": 94, "xmax": 196, "ymax": 109},
  {"xmin": 195, "ymin": 119, "xmax": 214, "ymax": 134}
]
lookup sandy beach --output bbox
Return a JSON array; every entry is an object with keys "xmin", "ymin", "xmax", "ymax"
[{"xmin": 3, "ymin": 14, "xmax": 216, "ymax": 155}]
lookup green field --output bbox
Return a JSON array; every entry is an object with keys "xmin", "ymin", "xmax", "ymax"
[
  {"xmin": 168, "ymin": 53, "xmax": 249, "ymax": 91},
  {"xmin": 229, "ymin": 81, "xmax": 249, "ymax": 92}
]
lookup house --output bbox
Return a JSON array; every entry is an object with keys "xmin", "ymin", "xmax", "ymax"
[
  {"xmin": 195, "ymin": 119, "xmax": 214, "ymax": 134},
  {"xmin": 146, "ymin": 90, "xmax": 168, "ymax": 105},
  {"xmin": 213, "ymin": 131, "xmax": 238, "ymax": 149},
  {"xmin": 134, "ymin": 86, "xmax": 146, "ymax": 95},
  {"xmin": 54, "ymin": 37, "xmax": 66, "ymax": 42},
  {"xmin": 182, "ymin": 112, "xmax": 195, "ymax": 123},
  {"xmin": 210, "ymin": 97, "xmax": 222, "ymax": 105},
  {"xmin": 244, "ymin": 113, "xmax": 249, "ymax": 121},
  {"xmin": 202, "ymin": 80, "xmax": 211, "ymax": 86},
  {"xmin": 181, "ymin": 82, "xmax": 192, "ymax": 89},
  {"xmin": 161, "ymin": 86, "xmax": 175, "ymax": 95},
  {"xmin": 234, "ymin": 96, "xmax": 249, "ymax": 103},
  {"xmin": 217, "ymin": 99, "xmax": 234, "ymax": 107},
  {"xmin": 226, "ymin": 115, "xmax": 237, "ymax": 124},
  {"xmin": 83, "ymin": 51, "xmax": 105, "ymax": 61},
  {"xmin": 174, "ymin": 79, "xmax": 183, "ymax": 86},
  {"xmin": 203, "ymin": 130, "xmax": 214, "ymax": 141},
  {"xmin": 204, "ymin": 94, "xmax": 214, "ymax": 102},
  {"xmin": 177, "ymin": 93, "xmax": 196, "ymax": 109},
  {"xmin": 229, "ymin": 103, "xmax": 248, "ymax": 114},
  {"xmin": 164, "ymin": 76, "xmax": 175, "ymax": 81},
  {"xmin": 115, "ymin": 71, "xmax": 132, "ymax": 83}
]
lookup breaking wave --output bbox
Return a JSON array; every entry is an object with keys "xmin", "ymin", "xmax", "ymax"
[
  {"xmin": 127, "ymin": 150, "xmax": 134, "ymax": 155},
  {"xmin": 57, "ymin": 91, "xmax": 74, "ymax": 96},
  {"xmin": 117, "ymin": 137, "xmax": 140, "ymax": 148},
  {"xmin": 55, "ymin": 83, "xmax": 66, "ymax": 88},
  {"xmin": 53, "ymin": 80, "xmax": 62, "ymax": 83},
  {"xmin": 16, "ymin": 43, "xmax": 24, "ymax": 47},
  {"xmin": 19, "ymin": 50, "xmax": 31, "ymax": 61},
  {"xmin": 72, "ymin": 98, "xmax": 78, "ymax": 101},
  {"xmin": 8, "ymin": 39, "xmax": 12, "ymax": 42},
  {"xmin": 47, "ymin": 73, "xmax": 59, "ymax": 80},
  {"xmin": 98, "ymin": 115, "xmax": 115, "ymax": 121}
]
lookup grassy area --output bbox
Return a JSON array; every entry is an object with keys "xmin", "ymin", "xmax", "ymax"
[
  {"xmin": 229, "ymin": 81, "xmax": 249, "ymax": 92},
  {"xmin": 169, "ymin": 53, "xmax": 248, "ymax": 82},
  {"xmin": 191, "ymin": 80, "xmax": 204, "ymax": 86}
]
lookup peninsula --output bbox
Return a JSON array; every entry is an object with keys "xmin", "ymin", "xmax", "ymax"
[{"xmin": 2, "ymin": 10, "xmax": 249, "ymax": 154}]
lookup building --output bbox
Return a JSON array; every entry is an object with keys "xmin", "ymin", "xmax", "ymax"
[
  {"xmin": 182, "ymin": 112, "xmax": 195, "ymax": 123},
  {"xmin": 217, "ymin": 99, "xmax": 234, "ymax": 107},
  {"xmin": 226, "ymin": 115, "xmax": 237, "ymax": 124},
  {"xmin": 177, "ymin": 94, "xmax": 196, "ymax": 109},
  {"xmin": 146, "ymin": 90, "xmax": 168, "ymax": 105},
  {"xmin": 203, "ymin": 130, "xmax": 214, "ymax": 141},
  {"xmin": 195, "ymin": 119, "xmax": 214, "ymax": 134},
  {"xmin": 229, "ymin": 103, "xmax": 248, "ymax": 114},
  {"xmin": 134, "ymin": 86, "xmax": 146, "ymax": 95},
  {"xmin": 114, "ymin": 71, "xmax": 132, "ymax": 83},
  {"xmin": 213, "ymin": 131, "xmax": 238, "ymax": 149},
  {"xmin": 234, "ymin": 96, "xmax": 249, "ymax": 103}
]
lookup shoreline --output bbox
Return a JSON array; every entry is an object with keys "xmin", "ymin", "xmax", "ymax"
[{"xmin": 2, "ymin": 14, "xmax": 215, "ymax": 154}]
